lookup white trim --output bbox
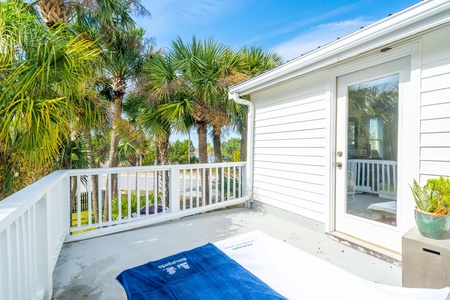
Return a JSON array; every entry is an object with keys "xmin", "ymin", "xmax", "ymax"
[
  {"xmin": 324, "ymin": 81, "xmax": 333, "ymax": 233},
  {"xmin": 328, "ymin": 42, "xmax": 420, "ymax": 253},
  {"xmin": 229, "ymin": 0, "xmax": 450, "ymax": 96},
  {"xmin": 327, "ymin": 42, "xmax": 421, "ymax": 237}
]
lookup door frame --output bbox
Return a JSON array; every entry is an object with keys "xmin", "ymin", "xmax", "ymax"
[{"xmin": 326, "ymin": 42, "xmax": 421, "ymax": 255}]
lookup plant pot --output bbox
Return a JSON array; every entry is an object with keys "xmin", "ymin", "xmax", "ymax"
[{"xmin": 414, "ymin": 207, "xmax": 450, "ymax": 239}]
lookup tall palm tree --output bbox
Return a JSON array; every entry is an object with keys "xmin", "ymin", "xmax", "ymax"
[
  {"xmin": 155, "ymin": 37, "xmax": 238, "ymax": 204},
  {"xmin": 163, "ymin": 36, "xmax": 234, "ymax": 165},
  {"xmin": 125, "ymin": 50, "xmax": 192, "ymax": 205},
  {"xmin": 102, "ymin": 27, "xmax": 148, "ymax": 169}
]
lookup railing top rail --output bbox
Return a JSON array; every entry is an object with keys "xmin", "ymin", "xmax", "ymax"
[
  {"xmin": 0, "ymin": 170, "xmax": 68, "ymax": 229},
  {"xmin": 68, "ymin": 162, "xmax": 247, "ymax": 176},
  {"xmin": 348, "ymin": 159, "xmax": 397, "ymax": 164}
]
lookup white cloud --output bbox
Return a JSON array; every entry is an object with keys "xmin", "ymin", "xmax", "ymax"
[
  {"xmin": 139, "ymin": 0, "xmax": 242, "ymax": 47},
  {"xmin": 272, "ymin": 17, "xmax": 374, "ymax": 62}
]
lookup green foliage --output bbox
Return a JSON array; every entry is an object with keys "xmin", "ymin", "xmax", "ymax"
[
  {"xmin": 232, "ymin": 150, "xmax": 241, "ymax": 162},
  {"xmin": 169, "ymin": 140, "xmax": 198, "ymax": 164},
  {"xmin": 411, "ymin": 176, "xmax": 450, "ymax": 215},
  {"xmin": 222, "ymin": 138, "xmax": 241, "ymax": 162}
]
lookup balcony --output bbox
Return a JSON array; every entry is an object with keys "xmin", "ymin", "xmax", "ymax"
[{"xmin": 1, "ymin": 162, "xmax": 402, "ymax": 300}]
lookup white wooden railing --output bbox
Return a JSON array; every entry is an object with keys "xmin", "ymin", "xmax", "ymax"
[
  {"xmin": 67, "ymin": 162, "xmax": 247, "ymax": 241},
  {"xmin": 348, "ymin": 159, "xmax": 397, "ymax": 199},
  {"xmin": 0, "ymin": 171, "xmax": 69, "ymax": 300},
  {"xmin": 0, "ymin": 162, "xmax": 247, "ymax": 300}
]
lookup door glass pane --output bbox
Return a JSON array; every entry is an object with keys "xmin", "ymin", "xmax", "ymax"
[{"xmin": 346, "ymin": 74, "xmax": 398, "ymax": 226}]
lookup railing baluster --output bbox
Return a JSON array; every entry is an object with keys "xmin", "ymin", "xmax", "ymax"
[
  {"xmin": 23, "ymin": 211, "xmax": 31, "ymax": 299},
  {"xmin": 189, "ymin": 169, "xmax": 193, "ymax": 209},
  {"xmin": 145, "ymin": 171, "xmax": 149, "ymax": 215},
  {"xmin": 393, "ymin": 164, "xmax": 397, "ymax": 193},
  {"xmin": 233, "ymin": 166, "xmax": 236, "ymax": 200},
  {"xmin": 76, "ymin": 176, "xmax": 81, "ymax": 228},
  {"xmin": 227, "ymin": 166, "xmax": 231, "ymax": 201},
  {"xmin": 202, "ymin": 168, "xmax": 206, "ymax": 206},
  {"xmin": 136, "ymin": 171, "xmax": 140, "ymax": 218},
  {"xmin": 110, "ymin": 172, "xmax": 114, "ymax": 222},
  {"xmin": 87, "ymin": 175, "xmax": 92, "ymax": 226},
  {"xmin": 97, "ymin": 175, "xmax": 102, "ymax": 225},
  {"xmin": 215, "ymin": 167, "xmax": 219, "ymax": 203},
  {"xmin": 196, "ymin": 168, "xmax": 200, "ymax": 207},
  {"xmin": 220, "ymin": 168, "xmax": 225, "ymax": 202},
  {"xmin": 6, "ymin": 227, "xmax": 12, "ymax": 299},
  {"xmin": 113, "ymin": 173, "xmax": 117, "ymax": 222},
  {"xmin": 162, "ymin": 170, "xmax": 166, "ymax": 213},
  {"xmin": 127, "ymin": 173, "xmax": 131, "ymax": 218},
  {"xmin": 17, "ymin": 217, "xmax": 23, "ymax": 300},
  {"xmin": 238, "ymin": 166, "xmax": 242, "ymax": 198},
  {"xmin": 386, "ymin": 164, "xmax": 391, "ymax": 192},
  {"xmin": 182, "ymin": 169, "xmax": 186, "ymax": 210},
  {"xmin": 153, "ymin": 170, "xmax": 158, "ymax": 215},
  {"xmin": 209, "ymin": 168, "xmax": 212, "ymax": 205}
]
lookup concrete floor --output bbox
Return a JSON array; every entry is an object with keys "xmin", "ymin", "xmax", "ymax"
[{"xmin": 52, "ymin": 207, "xmax": 402, "ymax": 300}]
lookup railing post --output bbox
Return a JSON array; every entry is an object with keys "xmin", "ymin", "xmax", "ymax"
[
  {"xmin": 35, "ymin": 195, "xmax": 51, "ymax": 300},
  {"xmin": 242, "ymin": 165, "xmax": 249, "ymax": 207},
  {"xmin": 170, "ymin": 166, "xmax": 180, "ymax": 213}
]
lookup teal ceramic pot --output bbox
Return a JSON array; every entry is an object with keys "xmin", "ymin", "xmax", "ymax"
[{"xmin": 415, "ymin": 207, "xmax": 450, "ymax": 239}]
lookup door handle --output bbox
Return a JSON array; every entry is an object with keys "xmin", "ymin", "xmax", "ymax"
[{"xmin": 336, "ymin": 162, "xmax": 343, "ymax": 168}]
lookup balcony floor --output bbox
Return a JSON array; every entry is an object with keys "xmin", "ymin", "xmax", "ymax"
[{"xmin": 52, "ymin": 207, "xmax": 401, "ymax": 299}]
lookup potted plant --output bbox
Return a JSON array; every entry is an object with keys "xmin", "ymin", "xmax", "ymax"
[{"xmin": 410, "ymin": 176, "xmax": 450, "ymax": 239}]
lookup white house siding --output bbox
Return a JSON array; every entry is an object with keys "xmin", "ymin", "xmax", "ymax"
[
  {"xmin": 419, "ymin": 24, "xmax": 450, "ymax": 182},
  {"xmin": 251, "ymin": 72, "xmax": 328, "ymax": 222}
]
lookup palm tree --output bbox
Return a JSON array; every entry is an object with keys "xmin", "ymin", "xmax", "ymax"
[
  {"xmin": 125, "ymin": 50, "xmax": 191, "ymax": 206},
  {"xmin": 102, "ymin": 27, "xmax": 149, "ymax": 169},
  {"xmin": 163, "ymin": 36, "xmax": 234, "ymax": 165},
  {"xmin": 36, "ymin": 0, "xmax": 149, "ymax": 29},
  {"xmin": 0, "ymin": 0, "xmax": 100, "ymax": 197}
]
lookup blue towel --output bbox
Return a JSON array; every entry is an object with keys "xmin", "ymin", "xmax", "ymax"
[{"xmin": 116, "ymin": 243, "xmax": 287, "ymax": 299}]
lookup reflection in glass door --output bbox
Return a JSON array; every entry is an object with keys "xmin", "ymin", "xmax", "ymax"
[{"xmin": 346, "ymin": 75, "xmax": 399, "ymax": 226}]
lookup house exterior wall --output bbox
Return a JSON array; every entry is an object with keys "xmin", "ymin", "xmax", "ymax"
[
  {"xmin": 251, "ymin": 72, "xmax": 328, "ymax": 223},
  {"xmin": 250, "ymin": 23, "xmax": 450, "ymax": 227},
  {"xmin": 419, "ymin": 24, "xmax": 450, "ymax": 182}
]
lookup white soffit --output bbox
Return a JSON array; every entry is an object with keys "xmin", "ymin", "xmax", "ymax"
[{"xmin": 229, "ymin": 0, "xmax": 450, "ymax": 96}]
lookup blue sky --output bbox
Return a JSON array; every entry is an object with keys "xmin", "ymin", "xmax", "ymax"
[
  {"xmin": 137, "ymin": 0, "xmax": 420, "ymax": 61},
  {"xmin": 135, "ymin": 0, "xmax": 420, "ymax": 144}
]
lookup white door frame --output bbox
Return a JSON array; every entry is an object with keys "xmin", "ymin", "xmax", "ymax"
[{"xmin": 326, "ymin": 42, "xmax": 421, "ymax": 254}]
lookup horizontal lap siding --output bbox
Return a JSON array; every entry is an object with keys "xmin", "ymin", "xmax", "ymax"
[
  {"xmin": 420, "ymin": 24, "xmax": 450, "ymax": 182},
  {"xmin": 252, "ymin": 77, "xmax": 327, "ymax": 222}
]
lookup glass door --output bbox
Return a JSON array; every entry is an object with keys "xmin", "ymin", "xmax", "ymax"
[
  {"xmin": 335, "ymin": 57, "xmax": 409, "ymax": 253},
  {"xmin": 346, "ymin": 75, "xmax": 398, "ymax": 225}
]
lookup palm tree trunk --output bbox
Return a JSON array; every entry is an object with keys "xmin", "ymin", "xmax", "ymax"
[
  {"xmin": 196, "ymin": 121, "xmax": 210, "ymax": 204},
  {"xmin": 156, "ymin": 134, "xmax": 170, "ymax": 207},
  {"xmin": 197, "ymin": 121, "xmax": 208, "ymax": 164},
  {"xmin": 105, "ymin": 79, "xmax": 125, "ymax": 221},
  {"xmin": 213, "ymin": 129, "xmax": 222, "ymax": 163}
]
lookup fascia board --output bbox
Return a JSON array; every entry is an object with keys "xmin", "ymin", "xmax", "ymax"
[{"xmin": 229, "ymin": 0, "xmax": 450, "ymax": 96}]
